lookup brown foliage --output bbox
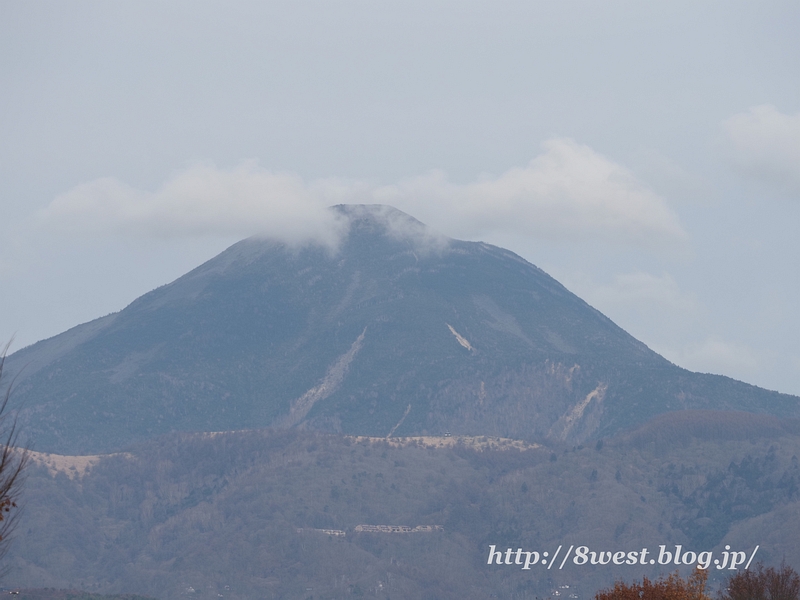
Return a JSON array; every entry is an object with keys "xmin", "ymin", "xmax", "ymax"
[
  {"xmin": 595, "ymin": 568, "xmax": 710, "ymax": 600},
  {"xmin": 720, "ymin": 563, "xmax": 800, "ymax": 600}
]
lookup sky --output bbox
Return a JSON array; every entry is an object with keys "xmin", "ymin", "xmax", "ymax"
[{"xmin": 1, "ymin": 1, "xmax": 799, "ymax": 395}]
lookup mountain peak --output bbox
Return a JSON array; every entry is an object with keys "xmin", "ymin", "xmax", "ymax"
[
  {"xmin": 8, "ymin": 206, "xmax": 800, "ymax": 453},
  {"xmin": 332, "ymin": 203, "xmax": 421, "ymax": 225},
  {"xmin": 331, "ymin": 204, "xmax": 449, "ymax": 252}
]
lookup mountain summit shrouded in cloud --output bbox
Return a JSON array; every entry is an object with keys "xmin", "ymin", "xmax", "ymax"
[
  {"xmin": 36, "ymin": 139, "xmax": 685, "ymax": 249},
  {"xmin": 4, "ymin": 0, "xmax": 800, "ymax": 442},
  {"xmin": 6, "ymin": 205, "xmax": 797, "ymax": 454}
]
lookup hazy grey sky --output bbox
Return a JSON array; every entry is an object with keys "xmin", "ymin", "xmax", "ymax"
[{"xmin": 2, "ymin": 1, "xmax": 799, "ymax": 395}]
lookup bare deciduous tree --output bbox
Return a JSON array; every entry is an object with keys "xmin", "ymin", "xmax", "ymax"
[
  {"xmin": 0, "ymin": 341, "xmax": 28, "ymax": 566},
  {"xmin": 720, "ymin": 562, "xmax": 800, "ymax": 600}
]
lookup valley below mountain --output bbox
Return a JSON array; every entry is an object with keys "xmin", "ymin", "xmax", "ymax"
[{"xmin": 6, "ymin": 414, "xmax": 800, "ymax": 599}]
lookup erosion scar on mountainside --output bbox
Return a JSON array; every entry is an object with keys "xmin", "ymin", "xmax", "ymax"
[
  {"xmin": 447, "ymin": 323, "xmax": 473, "ymax": 351},
  {"xmin": 281, "ymin": 327, "xmax": 367, "ymax": 428},
  {"xmin": 387, "ymin": 404, "xmax": 412, "ymax": 438},
  {"xmin": 548, "ymin": 382, "xmax": 607, "ymax": 442}
]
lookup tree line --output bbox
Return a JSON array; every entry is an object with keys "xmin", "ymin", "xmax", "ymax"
[{"xmin": 595, "ymin": 563, "xmax": 800, "ymax": 600}]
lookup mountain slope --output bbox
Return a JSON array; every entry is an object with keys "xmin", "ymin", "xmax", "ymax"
[
  {"xmin": 7, "ymin": 424, "xmax": 800, "ymax": 599},
  {"xmin": 7, "ymin": 205, "xmax": 799, "ymax": 453}
]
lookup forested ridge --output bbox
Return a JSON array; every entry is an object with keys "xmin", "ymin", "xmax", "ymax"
[{"xmin": 6, "ymin": 415, "xmax": 800, "ymax": 600}]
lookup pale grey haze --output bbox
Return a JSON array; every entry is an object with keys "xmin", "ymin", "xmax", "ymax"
[{"xmin": 1, "ymin": 1, "xmax": 799, "ymax": 394}]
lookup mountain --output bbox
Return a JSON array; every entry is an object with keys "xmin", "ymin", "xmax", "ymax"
[
  {"xmin": 7, "ymin": 421, "xmax": 800, "ymax": 599},
  {"xmin": 6, "ymin": 205, "xmax": 800, "ymax": 454}
]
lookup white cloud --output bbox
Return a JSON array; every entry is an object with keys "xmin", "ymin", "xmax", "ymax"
[
  {"xmin": 38, "ymin": 162, "xmax": 349, "ymax": 248},
  {"xmin": 380, "ymin": 138, "xmax": 687, "ymax": 248},
  {"xmin": 724, "ymin": 104, "xmax": 800, "ymax": 194},
  {"xmin": 38, "ymin": 138, "xmax": 685, "ymax": 250}
]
